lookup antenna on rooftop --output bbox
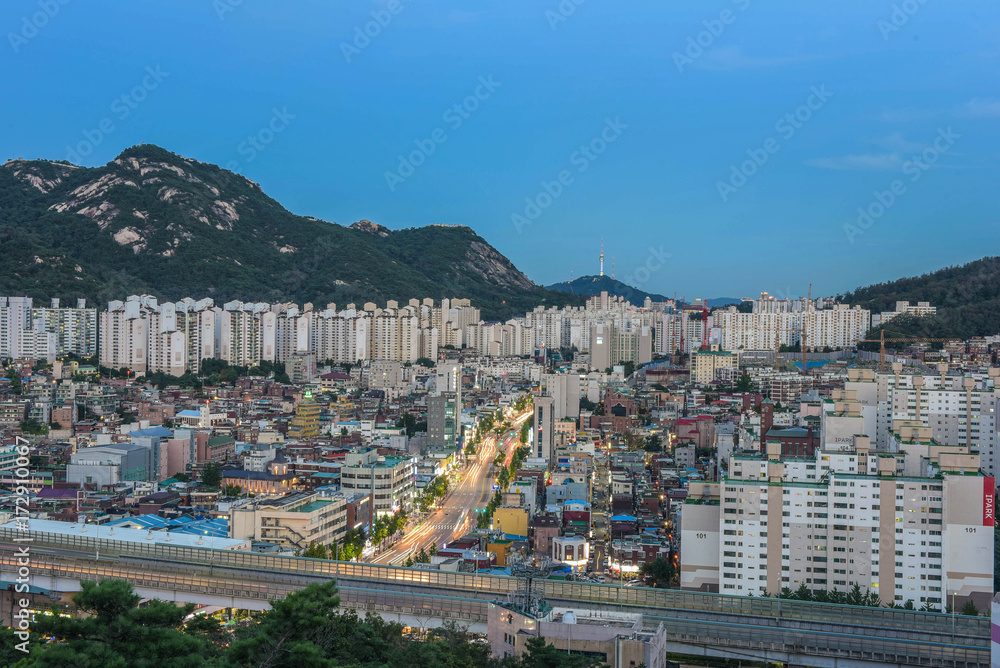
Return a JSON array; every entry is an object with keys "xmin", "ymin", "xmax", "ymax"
[{"xmin": 504, "ymin": 553, "xmax": 551, "ymax": 618}]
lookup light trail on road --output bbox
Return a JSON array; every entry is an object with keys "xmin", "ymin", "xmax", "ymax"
[{"xmin": 372, "ymin": 409, "xmax": 532, "ymax": 564}]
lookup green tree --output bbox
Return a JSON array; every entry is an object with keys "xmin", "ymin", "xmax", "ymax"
[
  {"xmin": 5, "ymin": 366, "xmax": 23, "ymax": 394},
  {"xmin": 517, "ymin": 636, "xmax": 602, "ymax": 667},
  {"xmin": 792, "ymin": 583, "xmax": 812, "ymax": 601},
  {"xmin": 637, "ymin": 556, "xmax": 674, "ymax": 588},
  {"xmin": 223, "ymin": 483, "xmax": 242, "ymax": 498},
  {"xmin": 228, "ymin": 581, "xmax": 341, "ymax": 668},
  {"xmin": 19, "ymin": 418, "xmax": 48, "ymax": 435},
  {"xmin": 201, "ymin": 462, "xmax": 222, "ymax": 488},
  {"xmin": 735, "ymin": 372, "xmax": 754, "ymax": 393},
  {"xmin": 300, "ymin": 541, "xmax": 329, "ymax": 559},
  {"xmin": 340, "ymin": 527, "xmax": 366, "ymax": 561},
  {"xmin": 372, "ymin": 514, "xmax": 390, "ymax": 545},
  {"xmin": 395, "ymin": 412, "xmax": 418, "ymax": 438},
  {"xmin": 961, "ymin": 600, "xmax": 979, "ymax": 616},
  {"xmin": 21, "ymin": 579, "xmax": 213, "ymax": 667}
]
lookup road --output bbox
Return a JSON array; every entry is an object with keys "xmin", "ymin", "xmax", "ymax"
[{"xmin": 373, "ymin": 410, "xmax": 531, "ymax": 565}]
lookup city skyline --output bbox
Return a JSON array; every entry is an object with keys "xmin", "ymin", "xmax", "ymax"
[
  {"xmin": 2, "ymin": 2, "xmax": 996, "ymax": 664},
  {"xmin": 3, "ymin": 0, "xmax": 998, "ymax": 299}
]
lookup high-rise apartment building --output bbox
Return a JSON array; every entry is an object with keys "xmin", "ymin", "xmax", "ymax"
[
  {"xmin": 682, "ymin": 391, "xmax": 994, "ymax": 611},
  {"xmin": 540, "ymin": 372, "xmax": 581, "ymax": 419},
  {"xmin": 845, "ymin": 365, "xmax": 1000, "ymax": 476},
  {"xmin": 428, "ymin": 361, "xmax": 462, "ymax": 450},
  {"xmin": 533, "ymin": 394, "xmax": 555, "ymax": 463},
  {"xmin": 1, "ymin": 297, "xmax": 96, "ymax": 360},
  {"xmin": 713, "ymin": 297, "xmax": 870, "ymax": 352}
]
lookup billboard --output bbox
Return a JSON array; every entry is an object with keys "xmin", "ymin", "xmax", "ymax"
[{"xmin": 984, "ymin": 477, "xmax": 995, "ymax": 527}]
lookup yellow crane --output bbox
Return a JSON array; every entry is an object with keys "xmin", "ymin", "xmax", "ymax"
[{"xmin": 855, "ymin": 329, "xmax": 959, "ymax": 373}]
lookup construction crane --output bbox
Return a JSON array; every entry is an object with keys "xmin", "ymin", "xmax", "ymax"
[
  {"xmin": 697, "ymin": 303, "xmax": 709, "ymax": 351},
  {"xmin": 675, "ymin": 299, "xmax": 710, "ymax": 355},
  {"xmin": 855, "ymin": 330, "xmax": 959, "ymax": 373}
]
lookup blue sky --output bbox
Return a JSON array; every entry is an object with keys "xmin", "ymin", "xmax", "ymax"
[{"xmin": 2, "ymin": 0, "xmax": 998, "ymax": 301}]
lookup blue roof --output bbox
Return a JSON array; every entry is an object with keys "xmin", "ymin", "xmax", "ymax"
[
  {"xmin": 107, "ymin": 515, "xmax": 229, "ymax": 538},
  {"xmin": 610, "ymin": 514, "xmax": 636, "ymax": 522},
  {"xmin": 108, "ymin": 515, "xmax": 169, "ymax": 529},
  {"xmin": 177, "ymin": 410, "xmax": 201, "ymax": 417},
  {"xmin": 171, "ymin": 518, "xmax": 229, "ymax": 538}
]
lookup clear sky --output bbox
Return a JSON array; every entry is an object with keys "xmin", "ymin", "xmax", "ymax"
[{"xmin": 2, "ymin": 0, "xmax": 998, "ymax": 302}]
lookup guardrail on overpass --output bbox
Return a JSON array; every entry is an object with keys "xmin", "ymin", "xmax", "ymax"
[{"xmin": 2, "ymin": 528, "xmax": 990, "ymax": 667}]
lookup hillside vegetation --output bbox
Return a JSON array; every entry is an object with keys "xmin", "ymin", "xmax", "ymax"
[
  {"xmin": 0, "ymin": 145, "xmax": 575, "ymax": 320},
  {"xmin": 840, "ymin": 257, "xmax": 1000, "ymax": 340}
]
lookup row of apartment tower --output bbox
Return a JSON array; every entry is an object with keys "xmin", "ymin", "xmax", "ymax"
[
  {"xmin": 99, "ymin": 294, "xmax": 664, "ymax": 374},
  {"xmin": 681, "ymin": 366, "xmax": 997, "ymax": 611},
  {"xmin": 0, "ymin": 297, "xmax": 97, "ymax": 360}
]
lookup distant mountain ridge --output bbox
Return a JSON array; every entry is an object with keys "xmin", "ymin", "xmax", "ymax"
[
  {"xmin": 546, "ymin": 275, "xmax": 669, "ymax": 304},
  {"xmin": 841, "ymin": 257, "xmax": 1000, "ymax": 340},
  {"xmin": 0, "ymin": 144, "xmax": 578, "ymax": 320}
]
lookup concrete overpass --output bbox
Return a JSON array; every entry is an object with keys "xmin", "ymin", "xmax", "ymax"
[{"xmin": 1, "ymin": 528, "xmax": 989, "ymax": 668}]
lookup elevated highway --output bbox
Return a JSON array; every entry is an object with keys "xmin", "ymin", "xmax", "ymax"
[{"xmin": 1, "ymin": 528, "xmax": 989, "ymax": 667}]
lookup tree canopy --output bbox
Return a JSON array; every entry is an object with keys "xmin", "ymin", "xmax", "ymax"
[{"xmin": 12, "ymin": 578, "xmax": 600, "ymax": 667}]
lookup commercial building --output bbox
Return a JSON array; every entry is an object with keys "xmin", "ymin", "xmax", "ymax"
[
  {"xmin": 287, "ymin": 391, "xmax": 321, "ymax": 440},
  {"xmin": 229, "ymin": 491, "xmax": 347, "ymax": 550},
  {"xmin": 66, "ymin": 444, "xmax": 150, "ymax": 487},
  {"xmin": 533, "ymin": 395, "xmax": 555, "ymax": 463},
  {"xmin": 540, "ymin": 372, "xmax": 581, "ymax": 419},
  {"xmin": 339, "ymin": 449, "xmax": 414, "ymax": 516}
]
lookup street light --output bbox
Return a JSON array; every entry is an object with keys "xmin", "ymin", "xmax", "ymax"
[{"xmin": 951, "ymin": 590, "xmax": 956, "ymax": 641}]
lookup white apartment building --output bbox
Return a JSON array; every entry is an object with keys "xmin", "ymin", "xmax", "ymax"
[
  {"xmin": 845, "ymin": 365, "xmax": 1000, "ymax": 476},
  {"xmin": 713, "ymin": 298, "xmax": 870, "ymax": 352},
  {"xmin": 681, "ymin": 400, "xmax": 994, "ymax": 611},
  {"xmin": 872, "ymin": 301, "xmax": 937, "ymax": 328},
  {"xmin": 1, "ymin": 297, "xmax": 96, "ymax": 360},
  {"xmin": 590, "ymin": 322, "xmax": 652, "ymax": 371},
  {"xmin": 31, "ymin": 298, "xmax": 97, "ymax": 357},
  {"xmin": 540, "ymin": 372, "xmax": 581, "ymax": 419}
]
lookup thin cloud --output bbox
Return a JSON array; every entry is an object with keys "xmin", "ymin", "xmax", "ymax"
[
  {"xmin": 872, "ymin": 133, "xmax": 926, "ymax": 153},
  {"xmin": 961, "ymin": 98, "xmax": 1000, "ymax": 118},
  {"xmin": 804, "ymin": 153, "xmax": 902, "ymax": 170}
]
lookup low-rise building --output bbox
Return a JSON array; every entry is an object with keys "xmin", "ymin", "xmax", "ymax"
[
  {"xmin": 230, "ymin": 491, "xmax": 347, "ymax": 551},
  {"xmin": 488, "ymin": 602, "xmax": 667, "ymax": 668}
]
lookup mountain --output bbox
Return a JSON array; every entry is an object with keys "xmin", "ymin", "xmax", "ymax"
[
  {"xmin": 0, "ymin": 145, "xmax": 577, "ymax": 320},
  {"xmin": 840, "ymin": 257, "xmax": 1000, "ymax": 340},
  {"xmin": 546, "ymin": 275, "xmax": 669, "ymax": 304}
]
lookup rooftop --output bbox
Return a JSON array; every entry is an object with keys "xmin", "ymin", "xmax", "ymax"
[{"xmin": 4, "ymin": 518, "xmax": 249, "ymax": 550}]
